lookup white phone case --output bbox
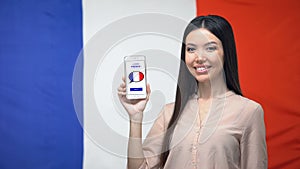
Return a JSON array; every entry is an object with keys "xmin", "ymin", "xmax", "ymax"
[{"xmin": 124, "ymin": 55, "xmax": 147, "ymax": 99}]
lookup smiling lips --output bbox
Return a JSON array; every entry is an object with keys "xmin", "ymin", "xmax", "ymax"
[{"xmin": 195, "ymin": 65, "xmax": 211, "ymax": 73}]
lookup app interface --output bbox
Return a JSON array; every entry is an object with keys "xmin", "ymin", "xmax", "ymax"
[{"xmin": 126, "ymin": 60, "xmax": 146, "ymax": 95}]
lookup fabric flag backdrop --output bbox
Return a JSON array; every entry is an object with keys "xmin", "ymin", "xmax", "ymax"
[
  {"xmin": 0, "ymin": 1, "xmax": 299, "ymax": 169},
  {"xmin": 196, "ymin": 0, "xmax": 300, "ymax": 168},
  {"xmin": 0, "ymin": 0, "xmax": 83, "ymax": 169}
]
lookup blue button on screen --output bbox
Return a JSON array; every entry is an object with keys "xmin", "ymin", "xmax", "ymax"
[{"xmin": 130, "ymin": 88, "xmax": 143, "ymax": 91}]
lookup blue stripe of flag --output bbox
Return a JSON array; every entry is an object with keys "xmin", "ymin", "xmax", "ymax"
[{"xmin": 0, "ymin": 0, "xmax": 83, "ymax": 169}]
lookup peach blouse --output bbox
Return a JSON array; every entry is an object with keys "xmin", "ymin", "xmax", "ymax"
[{"xmin": 138, "ymin": 91, "xmax": 267, "ymax": 169}]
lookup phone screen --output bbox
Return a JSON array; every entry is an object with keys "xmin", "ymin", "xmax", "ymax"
[{"xmin": 124, "ymin": 56, "xmax": 146, "ymax": 99}]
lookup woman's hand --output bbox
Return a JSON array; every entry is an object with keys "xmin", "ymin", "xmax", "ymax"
[{"xmin": 117, "ymin": 77, "xmax": 151, "ymax": 120}]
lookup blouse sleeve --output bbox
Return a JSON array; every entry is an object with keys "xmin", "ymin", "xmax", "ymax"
[
  {"xmin": 240, "ymin": 104, "xmax": 268, "ymax": 169},
  {"xmin": 137, "ymin": 104, "xmax": 173, "ymax": 169}
]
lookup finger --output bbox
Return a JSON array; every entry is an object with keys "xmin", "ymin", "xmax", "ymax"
[
  {"xmin": 146, "ymin": 83, "xmax": 151, "ymax": 100},
  {"xmin": 122, "ymin": 76, "xmax": 125, "ymax": 82},
  {"xmin": 146, "ymin": 83, "xmax": 151, "ymax": 94},
  {"xmin": 120, "ymin": 82, "xmax": 126, "ymax": 88},
  {"xmin": 117, "ymin": 86, "xmax": 126, "ymax": 92},
  {"xmin": 117, "ymin": 91, "xmax": 126, "ymax": 96}
]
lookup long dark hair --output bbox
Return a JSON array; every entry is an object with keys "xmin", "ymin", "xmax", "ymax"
[{"xmin": 159, "ymin": 15, "xmax": 243, "ymax": 168}]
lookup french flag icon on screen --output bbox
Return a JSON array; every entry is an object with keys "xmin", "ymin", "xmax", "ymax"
[{"xmin": 129, "ymin": 71, "xmax": 144, "ymax": 82}]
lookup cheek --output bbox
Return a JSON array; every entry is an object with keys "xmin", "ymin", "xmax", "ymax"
[
  {"xmin": 219, "ymin": 48, "xmax": 224, "ymax": 64},
  {"xmin": 216, "ymin": 57, "xmax": 224, "ymax": 70},
  {"xmin": 219, "ymin": 53, "xmax": 224, "ymax": 68},
  {"xmin": 213, "ymin": 51, "xmax": 224, "ymax": 67},
  {"xmin": 213, "ymin": 58, "xmax": 224, "ymax": 69},
  {"xmin": 185, "ymin": 53, "xmax": 193, "ymax": 64}
]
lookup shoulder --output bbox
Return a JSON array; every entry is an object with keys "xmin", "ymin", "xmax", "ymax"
[
  {"xmin": 225, "ymin": 93, "xmax": 264, "ymax": 123},
  {"xmin": 232, "ymin": 95, "xmax": 264, "ymax": 125},
  {"xmin": 226, "ymin": 92, "xmax": 263, "ymax": 112},
  {"xmin": 162, "ymin": 102, "xmax": 175, "ymax": 118},
  {"xmin": 157, "ymin": 102, "xmax": 175, "ymax": 127},
  {"xmin": 164, "ymin": 102, "xmax": 175, "ymax": 113},
  {"xmin": 238, "ymin": 95, "xmax": 263, "ymax": 114}
]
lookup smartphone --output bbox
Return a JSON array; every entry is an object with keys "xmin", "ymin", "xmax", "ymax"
[{"xmin": 124, "ymin": 55, "xmax": 147, "ymax": 99}]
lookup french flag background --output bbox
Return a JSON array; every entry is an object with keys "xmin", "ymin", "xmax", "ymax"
[{"xmin": 0, "ymin": 0, "xmax": 299, "ymax": 169}]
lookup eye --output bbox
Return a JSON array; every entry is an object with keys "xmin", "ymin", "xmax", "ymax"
[
  {"xmin": 206, "ymin": 46, "xmax": 217, "ymax": 52},
  {"xmin": 186, "ymin": 47, "xmax": 196, "ymax": 53}
]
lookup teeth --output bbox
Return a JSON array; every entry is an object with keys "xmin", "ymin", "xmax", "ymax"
[{"xmin": 197, "ymin": 67, "xmax": 206, "ymax": 71}]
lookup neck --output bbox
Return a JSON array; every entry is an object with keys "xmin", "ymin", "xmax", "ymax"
[{"xmin": 197, "ymin": 75, "xmax": 229, "ymax": 99}]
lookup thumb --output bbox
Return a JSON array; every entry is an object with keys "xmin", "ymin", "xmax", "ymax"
[{"xmin": 146, "ymin": 83, "xmax": 151, "ymax": 100}]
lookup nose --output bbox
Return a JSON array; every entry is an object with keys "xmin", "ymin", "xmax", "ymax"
[{"xmin": 195, "ymin": 51, "xmax": 206, "ymax": 63}]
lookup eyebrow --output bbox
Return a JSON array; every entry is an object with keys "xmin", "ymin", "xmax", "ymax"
[
  {"xmin": 186, "ymin": 41, "xmax": 218, "ymax": 47},
  {"xmin": 186, "ymin": 43, "xmax": 197, "ymax": 47},
  {"xmin": 204, "ymin": 41, "xmax": 218, "ymax": 46}
]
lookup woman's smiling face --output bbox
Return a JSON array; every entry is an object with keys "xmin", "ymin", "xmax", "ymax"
[{"xmin": 185, "ymin": 28, "xmax": 224, "ymax": 84}]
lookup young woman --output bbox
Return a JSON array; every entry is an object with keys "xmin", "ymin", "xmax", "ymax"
[{"xmin": 118, "ymin": 15, "xmax": 267, "ymax": 169}]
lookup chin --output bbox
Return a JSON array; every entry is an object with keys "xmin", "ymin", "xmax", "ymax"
[{"xmin": 195, "ymin": 76, "xmax": 210, "ymax": 83}]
